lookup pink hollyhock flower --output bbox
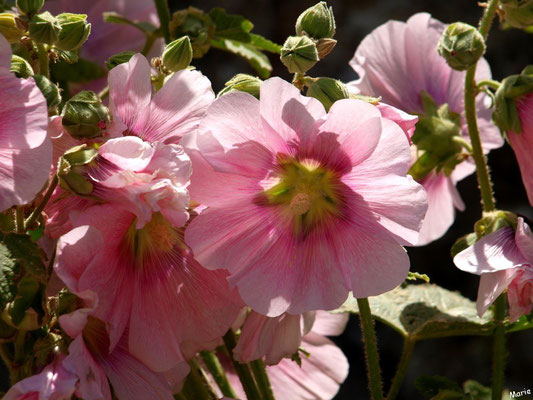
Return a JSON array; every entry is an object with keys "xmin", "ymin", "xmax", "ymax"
[
  {"xmin": 55, "ymin": 203, "xmax": 242, "ymax": 372},
  {"xmin": 44, "ymin": 0, "xmax": 160, "ymax": 65},
  {"xmin": 220, "ymin": 311, "xmax": 349, "ymax": 400},
  {"xmin": 0, "ymin": 35, "xmax": 52, "ymax": 212},
  {"xmin": 3, "ymin": 356, "xmax": 77, "ymax": 400},
  {"xmin": 454, "ymin": 217, "xmax": 533, "ymax": 321},
  {"xmin": 348, "ymin": 12, "xmax": 504, "ymax": 245},
  {"xmin": 506, "ymin": 93, "xmax": 533, "ymax": 205},
  {"xmin": 184, "ymin": 77, "xmax": 428, "ymax": 316}
]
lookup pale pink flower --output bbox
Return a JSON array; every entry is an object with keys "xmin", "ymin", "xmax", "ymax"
[
  {"xmin": 44, "ymin": 0, "xmax": 160, "ymax": 65},
  {"xmin": 55, "ymin": 204, "xmax": 242, "ymax": 372},
  {"xmin": 3, "ymin": 356, "xmax": 77, "ymax": 400},
  {"xmin": 184, "ymin": 77, "xmax": 427, "ymax": 316},
  {"xmin": 0, "ymin": 35, "xmax": 52, "ymax": 211},
  {"xmin": 220, "ymin": 311, "xmax": 349, "ymax": 400},
  {"xmin": 348, "ymin": 12, "xmax": 504, "ymax": 245},
  {"xmin": 454, "ymin": 217, "xmax": 533, "ymax": 321},
  {"xmin": 507, "ymin": 93, "xmax": 533, "ymax": 205}
]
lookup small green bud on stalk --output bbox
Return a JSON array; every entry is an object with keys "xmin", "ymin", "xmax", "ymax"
[
  {"xmin": 438, "ymin": 22, "xmax": 485, "ymax": 71},
  {"xmin": 162, "ymin": 36, "xmax": 193, "ymax": 72},
  {"xmin": 0, "ymin": 13, "xmax": 25, "ymax": 43},
  {"xmin": 106, "ymin": 51, "xmax": 135, "ymax": 70},
  {"xmin": 306, "ymin": 77, "xmax": 349, "ymax": 111},
  {"xmin": 16, "ymin": 0, "xmax": 44, "ymax": 15},
  {"xmin": 280, "ymin": 35, "xmax": 319, "ymax": 74},
  {"xmin": 10, "ymin": 55, "xmax": 34, "ymax": 78},
  {"xmin": 55, "ymin": 13, "xmax": 91, "ymax": 51},
  {"xmin": 500, "ymin": 0, "xmax": 533, "ymax": 29},
  {"xmin": 28, "ymin": 11, "xmax": 61, "ymax": 45},
  {"xmin": 61, "ymin": 91, "xmax": 111, "ymax": 139},
  {"xmin": 33, "ymin": 74, "xmax": 61, "ymax": 112},
  {"xmin": 218, "ymin": 73, "xmax": 262, "ymax": 98},
  {"xmin": 295, "ymin": 2, "xmax": 335, "ymax": 40}
]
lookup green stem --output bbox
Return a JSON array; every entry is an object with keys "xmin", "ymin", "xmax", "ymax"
[
  {"xmin": 24, "ymin": 175, "xmax": 58, "ymax": 232},
  {"xmin": 182, "ymin": 359, "xmax": 217, "ymax": 400},
  {"xmin": 250, "ymin": 359, "xmax": 276, "ymax": 400},
  {"xmin": 478, "ymin": 0, "xmax": 501, "ymax": 38},
  {"xmin": 477, "ymin": 79, "xmax": 501, "ymax": 91},
  {"xmin": 141, "ymin": 33, "xmax": 157, "ymax": 56},
  {"xmin": 15, "ymin": 207, "xmax": 24, "ymax": 234},
  {"xmin": 452, "ymin": 136, "xmax": 474, "ymax": 154},
  {"xmin": 36, "ymin": 44, "xmax": 49, "ymax": 78},
  {"xmin": 223, "ymin": 330, "xmax": 262, "ymax": 400},
  {"xmin": 154, "ymin": 0, "xmax": 171, "ymax": 44},
  {"xmin": 200, "ymin": 351, "xmax": 238, "ymax": 399},
  {"xmin": 357, "ymin": 297, "xmax": 384, "ymax": 400},
  {"xmin": 386, "ymin": 338, "xmax": 415, "ymax": 400},
  {"xmin": 492, "ymin": 294, "xmax": 507, "ymax": 400},
  {"xmin": 98, "ymin": 86, "xmax": 110, "ymax": 100}
]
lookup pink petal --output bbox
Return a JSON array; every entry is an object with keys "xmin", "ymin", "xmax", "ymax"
[
  {"xmin": 515, "ymin": 217, "xmax": 533, "ymax": 262},
  {"xmin": 311, "ymin": 311, "xmax": 349, "ymax": 337},
  {"xmin": 142, "ymin": 69, "xmax": 215, "ymax": 143},
  {"xmin": 477, "ymin": 269, "xmax": 519, "ymax": 316},
  {"xmin": 108, "ymin": 54, "xmax": 151, "ymax": 134},
  {"xmin": 0, "ymin": 34, "xmax": 11, "ymax": 71},
  {"xmin": 454, "ymin": 227, "xmax": 526, "ymax": 274},
  {"xmin": 507, "ymin": 266, "xmax": 533, "ymax": 322},
  {"xmin": 98, "ymin": 136, "xmax": 155, "ymax": 172},
  {"xmin": 376, "ymin": 102, "xmax": 418, "ymax": 142}
]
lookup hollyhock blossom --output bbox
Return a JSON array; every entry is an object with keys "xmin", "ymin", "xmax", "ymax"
[
  {"xmin": 3, "ymin": 356, "xmax": 77, "ymax": 400},
  {"xmin": 348, "ymin": 12, "xmax": 504, "ymax": 245},
  {"xmin": 0, "ymin": 34, "xmax": 52, "ymax": 212},
  {"xmin": 184, "ymin": 77, "xmax": 428, "ymax": 316},
  {"xmin": 454, "ymin": 217, "xmax": 533, "ymax": 321},
  {"xmin": 220, "ymin": 312, "xmax": 349, "ymax": 400}
]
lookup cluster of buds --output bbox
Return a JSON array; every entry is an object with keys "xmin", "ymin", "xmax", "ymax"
[
  {"xmin": 280, "ymin": 2, "xmax": 336, "ymax": 75},
  {"xmin": 28, "ymin": 11, "xmax": 91, "ymax": 50}
]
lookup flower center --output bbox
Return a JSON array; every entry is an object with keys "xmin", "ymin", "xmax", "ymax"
[{"xmin": 262, "ymin": 156, "xmax": 340, "ymax": 233}]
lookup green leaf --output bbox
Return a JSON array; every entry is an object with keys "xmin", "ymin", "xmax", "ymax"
[
  {"xmin": 250, "ymin": 33, "xmax": 281, "ymax": 54},
  {"xmin": 211, "ymin": 38, "xmax": 272, "ymax": 78},
  {"xmin": 506, "ymin": 312, "xmax": 533, "ymax": 333},
  {"xmin": 102, "ymin": 11, "xmax": 157, "ymax": 34},
  {"xmin": 334, "ymin": 284, "xmax": 494, "ymax": 340},
  {"xmin": 51, "ymin": 57, "xmax": 106, "ymax": 84},
  {"xmin": 209, "ymin": 7, "xmax": 253, "ymax": 42},
  {"xmin": 463, "ymin": 380, "xmax": 491, "ymax": 400}
]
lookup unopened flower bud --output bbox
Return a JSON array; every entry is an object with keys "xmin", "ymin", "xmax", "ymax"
[
  {"xmin": 169, "ymin": 7, "xmax": 214, "ymax": 58},
  {"xmin": 55, "ymin": 13, "xmax": 91, "ymax": 51},
  {"xmin": 16, "ymin": 0, "xmax": 44, "ymax": 15},
  {"xmin": 438, "ymin": 22, "xmax": 485, "ymax": 71},
  {"xmin": 61, "ymin": 91, "xmax": 110, "ymax": 139},
  {"xmin": 280, "ymin": 35, "xmax": 319, "ymax": 74},
  {"xmin": 10, "ymin": 55, "xmax": 34, "ymax": 78},
  {"xmin": 500, "ymin": 0, "xmax": 533, "ymax": 29},
  {"xmin": 106, "ymin": 51, "xmax": 135, "ymax": 70},
  {"xmin": 493, "ymin": 67, "xmax": 533, "ymax": 133},
  {"xmin": 57, "ymin": 144, "xmax": 98, "ymax": 195},
  {"xmin": 33, "ymin": 74, "xmax": 61, "ymax": 111},
  {"xmin": 306, "ymin": 77, "xmax": 349, "ymax": 111},
  {"xmin": 218, "ymin": 74, "xmax": 262, "ymax": 98},
  {"xmin": 295, "ymin": 2, "xmax": 335, "ymax": 39},
  {"xmin": 315, "ymin": 37, "xmax": 337, "ymax": 59},
  {"xmin": 162, "ymin": 36, "xmax": 193, "ymax": 72},
  {"xmin": 28, "ymin": 11, "xmax": 61, "ymax": 45},
  {"xmin": 0, "ymin": 13, "xmax": 25, "ymax": 43}
]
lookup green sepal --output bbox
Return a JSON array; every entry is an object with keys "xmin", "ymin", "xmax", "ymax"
[{"xmin": 10, "ymin": 54, "xmax": 34, "ymax": 78}]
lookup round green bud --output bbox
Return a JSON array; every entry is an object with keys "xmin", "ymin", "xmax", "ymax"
[
  {"xmin": 10, "ymin": 55, "xmax": 34, "ymax": 78},
  {"xmin": 33, "ymin": 74, "xmax": 61, "ymax": 112},
  {"xmin": 280, "ymin": 35, "xmax": 319, "ymax": 75},
  {"xmin": 0, "ymin": 13, "xmax": 25, "ymax": 43},
  {"xmin": 16, "ymin": 0, "xmax": 44, "ymax": 15},
  {"xmin": 500, "ymin": 0, "xmax": 533, "ymax": 29},
  {"xmin": 295, "ymin": 2, "xmax": 335, "ymax": 39},
  {"xmin": 218, "ymin": 74, "xmax": 262, "ymax": 98},
  {"xmin": 106, "ymin": 51, "xmax": 136, "ymax": 71},
  {"xmin": 306, "ymin": 77, "xmax": 349, "ymax": 111},
  {"xmin": 438, "ymin": 22, "xmax": 485, "ymax": 71},
  {"xmin": 162, "ymin": 36, "xmax": 193, "ymax": 72},
  {"xmin": 61, "ymin": 91, "xmax": 110, "ymax": 139},
  {"xmin": 169, "ymin": 7, "xmax": 214, "ymax": 58},
  {"xmin": 55, "ymin": 13, "xmax": 91, "ymax": 51},
  {"xmin": 28, "ymin": 11, "xmax": 61, "ymax": 45}
]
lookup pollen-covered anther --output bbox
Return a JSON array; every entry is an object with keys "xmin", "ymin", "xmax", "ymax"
[{"xmin": 289, "ymin": 192, "xmax": 312, "ymax": 216}]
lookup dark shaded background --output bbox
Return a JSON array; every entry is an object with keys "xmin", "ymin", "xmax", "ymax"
[{"xmin": 166, "ymin": 1, "xmax": 533, "ymax": 399}]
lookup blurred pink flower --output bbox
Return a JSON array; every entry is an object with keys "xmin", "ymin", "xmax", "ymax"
[
  {"xmin": 507, "ymin": 93, "xmax": 533, "ymax": 205},
  {"xmin": 454, "ymin": 217, "xmax": 533, "ymax": 321},
  {"xmin": 184, "ymin": 77, "xmax": 427, "ymax": 316},
  {"xmin": 0, "ymin": 35, "xmax": 52, "ymax": 212},
  {"xmin": 348, "ymin": 12, "xmax": 503, "ymax": 245}
]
